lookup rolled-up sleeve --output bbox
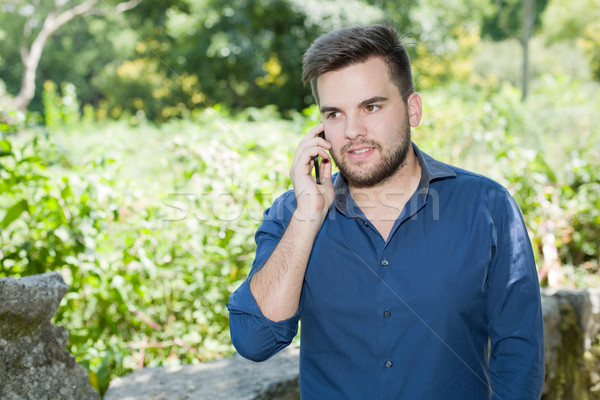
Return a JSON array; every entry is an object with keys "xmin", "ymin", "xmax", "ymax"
[
  {"xmin": 487, "ymin": 189, "xmax": 545, "ymax": 399},
  {"xmin": 228, "ymin": 278, "xmax": 301, "ymax": 361},
  {"xmin": 227, "ymin": 190, "xmax": 301, "ymax": 362}
]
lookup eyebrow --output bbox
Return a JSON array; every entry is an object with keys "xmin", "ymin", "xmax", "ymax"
[
  {"xmin": 358, "ymin": 96, "xmax": 388, "ymax": 109},
  {"xmin": 320, "ymin": 96, "xmax": 389, "ymax": 115}
]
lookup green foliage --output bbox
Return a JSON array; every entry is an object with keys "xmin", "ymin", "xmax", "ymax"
[
  {"xmin": 0, "ymin": 2, "xmax": 31, "ymax": 97},
  {"xmin": 474, "ymin": 38, "xmax": 592, "ymax": 87},
  {"xmin": 42, "ymin": 81, "xmax": 81, "ymax": 131},
  {"xmin": 93, "ymin": 57, "xmax": 202, "ymax": 121},
  {"xmin": 540, "ymin": 0, "xmax": 599, "ymax": 41},
  {"xmin": 0, "ymin": 0, "xmax": 392, "ymax": 119},
  {"xmin": 0, "ymin": 1, "xmax": 139, "ymax": 114},
  {"xmin": 414, "ymin": 77, "xmax": 600, "ymax": 283},
  {"xmin": 580, "ymin": 21, "xmax": 600, "ymax": 80},
  {"xmin": 35, "ymin": 15, "xmax": 130, "ymax": 114},
  {"xmin": 2, "ymin": 0, "xmax": 598, "ymax": 120},
  {"xmin": 408, "ymin": 0, "xmax": 492, "ymax": 89},
  {"xmin": 126, "ymin": 0, "xmax": 385, "ymax": 115},
  {"xmin": 0, "ymin": 106, "xmax": 302, "ymax": 394},
  {"xmin": 539, "ymin": 0, "xmax": 600, "ymax": 80},
  {"xmin": 0, "ymin": 129, "xmax": 91, "ymax": 278},
  {"xmin": 481, "ymin": 0, "xmax": 550, "ymax": 41}
]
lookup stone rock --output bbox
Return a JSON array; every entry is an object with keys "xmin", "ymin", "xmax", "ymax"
[
  {"xmin": 0, "ymin": 272, "xmax": 100, "ymax": 400},
  {"xmin": 104, "ymin": 346, "xmax": 300, "ymax": 400},
  {"xmin": 542, "ymin": 288, "xmax": 600, "ymax": 400}
]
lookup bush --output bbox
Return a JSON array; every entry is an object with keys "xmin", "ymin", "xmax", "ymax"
[
  {"xmin": 41, "ymin": 81, "xmax": 81, "ymax": 131},
  {"xmin": 414, "ymin": 76, "xmax": 600, "ymax": 283},
  {"xmin": 473, "ymin": 37, "xmax": 592, "ymax": 87},
  {"xmin": 1, "ymin": 106, "xmax": 301, "ymax": 394}
]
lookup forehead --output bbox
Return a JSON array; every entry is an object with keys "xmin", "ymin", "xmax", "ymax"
[{"xmin": 316, "ymin": 57, "xmax": 397, "ymax": 108}]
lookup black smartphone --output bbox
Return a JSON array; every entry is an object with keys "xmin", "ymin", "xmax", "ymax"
[{"xmin": 314, "ymin": 131, "xmax": 325, "ymax": 184}]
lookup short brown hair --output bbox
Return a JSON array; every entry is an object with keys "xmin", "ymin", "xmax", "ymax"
[{"xmin": 302, "ymin": 24, "xmax": 414, "ymax": 104}]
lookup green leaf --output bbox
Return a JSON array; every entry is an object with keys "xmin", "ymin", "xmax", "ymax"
[
  {"xmin": 0, "ymin": 179, "xmax": 17, "ymax": 196},
  {"xmin": 1, "ymin": 199, "xmax": 29, "ymax": 229},
  {"xmin": 0, "ymin": 140, "xmax": 12, "ymax": 157}
]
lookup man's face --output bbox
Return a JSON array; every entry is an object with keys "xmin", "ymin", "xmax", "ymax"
[{"xmin": 317, "ymin": 57, "xmax": 418, "ymax": 188}]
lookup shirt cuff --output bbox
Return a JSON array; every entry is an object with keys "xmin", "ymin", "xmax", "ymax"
[{"xmin": 228, "ymin": 278, "xmax": 300, "ymax": 361}]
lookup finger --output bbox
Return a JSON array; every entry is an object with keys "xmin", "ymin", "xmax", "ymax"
[
  {"xmin": 307, "ymin": 147, "xmax": 331, "ymax": 170},
  {"xmin": 291, "ymin": 147, "xmax": 328, "ymax": 182},
  {"xmin": 320, "ymin": 156, "xmax": 333, "ymax": 181},
  {"xmin": 309, "ymin": 123, "xmax": 324, "ymax": 137},
  {"xmin": 316, "ymin": 136, "xmax": 331, "ymax": 151},
  {"xmin": 296, "ymin": 141, "xmax": 329, "ymax": 163},
  {"xmin": 300, "ymin": 124, "xmax": 324, "ymax": 143}
]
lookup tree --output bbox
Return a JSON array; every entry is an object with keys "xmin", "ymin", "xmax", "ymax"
[
  {"xmin": 6, "ymin": 0, "xmax": 141, "ymax": 112},
  {"xmin": 481, "ymin": 0, "xmax": 550, "ymax": 99},
  {"xmin": 96, "ymin": 0, "xmax": 389, "ymax": 118},
  {"xmin": 1, "ymin": 0, "xmax": 415, "ymax": 119},
  {"xmin": 174, "ymin": 0, "xmax": 387, "ymax": 111},
  {"xmin": 540, "ymin": 0, "xmax": 600, "ymax": 81},
  {"xmin": 408, "ymin": 0, "xmax": 492, "ymax": 89}
]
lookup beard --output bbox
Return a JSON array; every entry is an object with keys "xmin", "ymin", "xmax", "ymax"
[{"xmin": 331, "ymin": 120, "xmax": 412, "ymax": 188}]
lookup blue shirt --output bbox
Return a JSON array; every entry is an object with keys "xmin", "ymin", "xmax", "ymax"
[{"xmin": 228, "ymin": 144, "xmax": 544, "ymax": 400}]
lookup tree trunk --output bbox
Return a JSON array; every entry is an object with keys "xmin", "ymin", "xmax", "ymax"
[{"xmin": 522, "ymin": 0, "xmax": 535, "ymax": 100}]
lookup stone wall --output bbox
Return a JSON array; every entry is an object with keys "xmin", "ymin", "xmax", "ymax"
[
  {"xmin": 106, "ymin": 289, "xmax": 600, "ymax": 400},
  {"xmin": 0, "ymin": 272, "xmax": 100, "ymax": 400}
]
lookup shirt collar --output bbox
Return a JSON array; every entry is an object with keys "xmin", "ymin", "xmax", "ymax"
[{"xmin": 332, "ymin": 142, "xmax": 456, "ymax": 216}]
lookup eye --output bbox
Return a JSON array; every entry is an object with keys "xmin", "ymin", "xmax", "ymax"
[
  {"xmin": 326, "ymin": 111, "xmax": 342, "ymax": 120},
  {"xmin": 364, "ymin": 104, "xmax": 380, "ymax": 113}
]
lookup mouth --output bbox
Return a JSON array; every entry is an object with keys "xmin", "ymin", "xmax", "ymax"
[
  {"xmin": 347, "ymin": 145, "xmax": 376, "ymax": 160},
  {"xmin": 349, "ymin": 147, "xmax": 374, "ymax": 154}
]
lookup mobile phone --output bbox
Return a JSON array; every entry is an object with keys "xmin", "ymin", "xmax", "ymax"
[{"xmin": 314, "ymin": 131, "xmax": 325, "ymax": 184}]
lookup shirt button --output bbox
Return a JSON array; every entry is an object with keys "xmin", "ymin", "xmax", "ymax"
[
  {"xmin": 381, "ymin": 259, "xmax": 389, "ymax": 267},
  {"xmin": 385, "ymin": 360, "xmax": 393, "ymax": 368},
  {"xmin": 384, "ymin": 310, "xmax": 391, "ymax": 318}
]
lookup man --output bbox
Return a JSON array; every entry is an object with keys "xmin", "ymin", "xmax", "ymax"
[{"xmin": 228, "ymin": 24, "xmax": 544, "ymax": 399}]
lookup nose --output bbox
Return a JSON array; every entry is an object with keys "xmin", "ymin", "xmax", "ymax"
[{"xmin": 344, "ymin": 115, "xmax": 368, "ymax": 140}]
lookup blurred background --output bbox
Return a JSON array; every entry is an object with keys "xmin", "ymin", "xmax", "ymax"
[{"xmin": 0, "ymin": 0, "xmax": 599, "ymax": 395}]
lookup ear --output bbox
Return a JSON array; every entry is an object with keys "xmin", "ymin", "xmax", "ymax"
[{"xmin": 407, "ymin": 93, "xmax": 422, "ymax": 127}]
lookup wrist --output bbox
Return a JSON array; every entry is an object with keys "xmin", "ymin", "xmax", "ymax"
[{"xmin": 292, "ymin": 206, "xmax": 328, "ymax": 227}]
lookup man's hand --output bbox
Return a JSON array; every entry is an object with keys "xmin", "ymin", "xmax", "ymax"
[{"xmin": 290, "ymin": 124, "xmax": 334, "ymax": 222}]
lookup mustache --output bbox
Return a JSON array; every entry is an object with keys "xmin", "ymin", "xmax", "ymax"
[{"xmin": 340, "ymin": 139, "xmax": 382, "ymax": 153}]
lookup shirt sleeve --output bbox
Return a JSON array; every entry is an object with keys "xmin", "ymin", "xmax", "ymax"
[
  {"xmin": 227, "ymin": 191, "xmax": 301, "ymax": 362},
  {"xmin": 486, "ymin": 189, "xmax": 545, "ymax": 399}
]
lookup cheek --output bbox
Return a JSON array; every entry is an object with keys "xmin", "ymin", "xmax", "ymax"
[
  {"xmin": 323, "ymin": 124, "xmax": 344, "ymax": 146},
  {"xmin": 376, "ymin": 117, "xmax": 405, "ymax": 142}
]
